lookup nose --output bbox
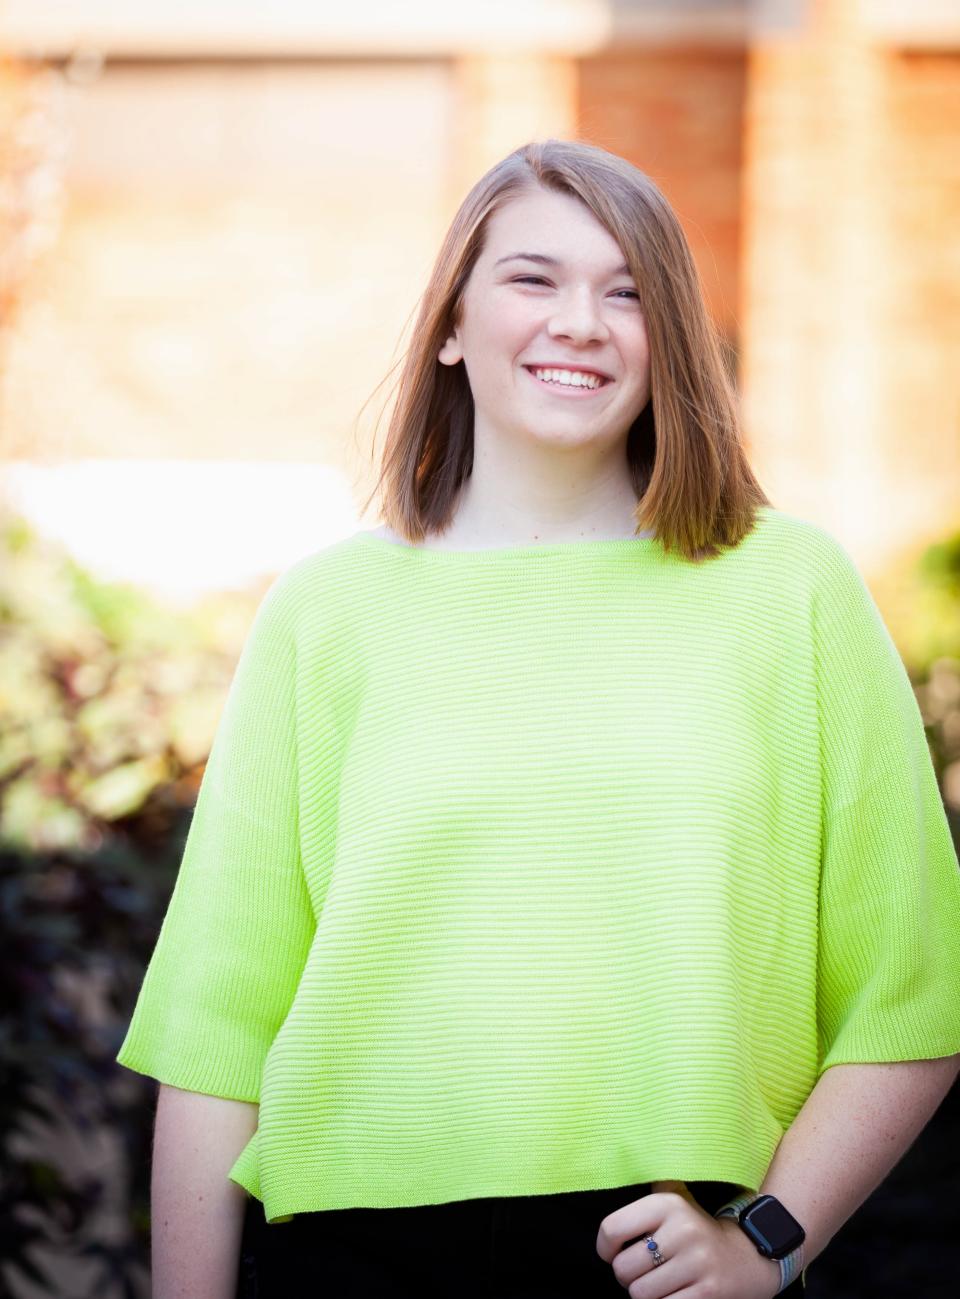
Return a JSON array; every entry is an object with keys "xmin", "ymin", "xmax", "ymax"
[{"xmin": 546, "ymin": 287, "xmax": 610, "ymax": 345}]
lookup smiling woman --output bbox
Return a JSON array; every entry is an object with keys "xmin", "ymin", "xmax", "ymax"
[{"xmin": 115, "ymin": 138, "xmax": 960, "ymax": 1299}]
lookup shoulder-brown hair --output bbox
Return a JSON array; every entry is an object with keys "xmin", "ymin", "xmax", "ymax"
[{"xmin": 359, "ymin": 137, "xmax": 772, "ymax": 563}]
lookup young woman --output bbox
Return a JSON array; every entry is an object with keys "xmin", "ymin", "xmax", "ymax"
[{"xmin": 117, "ymin": 138, "xmax": 960, "ymax": 1299}]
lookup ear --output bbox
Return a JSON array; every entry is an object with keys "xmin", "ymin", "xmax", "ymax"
[{"xmin": 438, "ymin": 328, "xmax": 463, "ymax": 368}]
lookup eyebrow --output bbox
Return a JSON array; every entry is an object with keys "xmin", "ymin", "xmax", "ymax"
[{"xmin": 493, "ymin": 252, "xmax": 633, "ymax": 277}]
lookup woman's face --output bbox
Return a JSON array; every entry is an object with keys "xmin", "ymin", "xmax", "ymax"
[{"xmin": 438, "ymin": 186, "xmax": 652, "ymax": 452}]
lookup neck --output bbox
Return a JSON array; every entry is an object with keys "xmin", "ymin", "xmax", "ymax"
[{"xmin": 437, "ymin": 433, "xmax": 644, "ymax": 548}]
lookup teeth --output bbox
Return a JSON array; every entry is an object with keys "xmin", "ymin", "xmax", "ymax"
[{"xmin": 532, "ymin": 367, "xmax": 604, "ymax": 389}]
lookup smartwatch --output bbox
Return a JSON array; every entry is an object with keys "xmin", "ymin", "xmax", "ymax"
[{"xmin": 714, "ymin": 1191, "xmax": 806, "ymax": 1292}]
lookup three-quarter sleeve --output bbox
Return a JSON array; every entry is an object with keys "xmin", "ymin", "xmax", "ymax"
[
  {"xmin": 812, "ymin": 533, "xmax": 960, "ymax": 1076},
  {"xmin": 115, "ymin": 570, "xmax": 315, "ymax": 1102}
]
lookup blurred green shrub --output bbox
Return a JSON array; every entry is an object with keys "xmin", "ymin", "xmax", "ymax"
[
  {"xmin": 0, "ymin": 509, "xmax": 268, "ymax": 854},
  {"xmin": 0, "ymin": 506, "xmax": 268, "ymax": 1297},
  {"xmin": 910, "ymin": 534, "xmax": 960, "ymax": 835}
]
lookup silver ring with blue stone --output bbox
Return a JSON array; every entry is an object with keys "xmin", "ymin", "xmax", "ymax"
[{"xmin": 641, "ymin": 1233, "xmax": 666, "ymax": 1266}]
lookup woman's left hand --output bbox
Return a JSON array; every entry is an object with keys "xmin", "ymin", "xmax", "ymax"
[{"xmin": 596, "ymin": 1184, "xmax": 782, "ymax": 1298}]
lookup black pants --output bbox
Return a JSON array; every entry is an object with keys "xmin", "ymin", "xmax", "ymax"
[{"xmin": 236, "ymin": 1179, "xmax": 806, "ymax": 1298}]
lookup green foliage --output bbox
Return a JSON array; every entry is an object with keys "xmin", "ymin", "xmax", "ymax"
[
  {"xmin": 918, "ymin": 532, "xmax": 960, "ymax": 599},
  {"xmin": 0, "ymin": 504, "xmax": 265, "ymax": 853},
  {"xmin": 0, "ymin": 505, "xmax": 268, "ymax": 1296},
  {"xmin": 906, "ymin": 530, "xmax": 960, "ymax": 839},
  {"xmin": 1, "ymin": 836, "xmax": 172, "ymax": 1297}
]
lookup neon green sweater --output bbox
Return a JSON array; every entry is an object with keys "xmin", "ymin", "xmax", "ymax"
[{"xmin": 116, "ymin": 505, "xmax": 960, "ymax": 1224}]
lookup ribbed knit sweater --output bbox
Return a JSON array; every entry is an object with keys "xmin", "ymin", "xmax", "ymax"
[{"xmin": 116, "ymin": 505, "xmax": 960, "ymax": 1224}]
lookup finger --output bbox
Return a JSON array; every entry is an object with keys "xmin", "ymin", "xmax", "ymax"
[
  {"xmin": 611, "ymin": 1233, "xmax": 692, "ymax": 1299},
  {"xmin": 595, "ymin": 1189, "xmax": 678, "ymax": 1263},
  {"xmin": 651, "ymin": 1179, "xmax": 700, "ymax": 1209}
]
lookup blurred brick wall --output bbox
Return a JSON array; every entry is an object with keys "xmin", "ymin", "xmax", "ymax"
[
  {"xmin": 739, "ymin": 25, "xmax": 960, "ymax": 567},
  {"xmin": 577, "ymin": 46, "xmax": 746, "ymax": 347},
  {"xmin": 0, "ymin": 60, "xmax": 454, "ymax": 475},
  {"xmin": 1, "ymin": 13, "xmax": 957, "ymax": 583},
  {"xmin": 882, "ymin": 50, "xmax": 960, "ymax": 524}
]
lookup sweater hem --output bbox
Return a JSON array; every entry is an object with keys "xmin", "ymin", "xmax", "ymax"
[{"xmin": 230, "ymin": 1164, "xmax": 767, "ymax": 1225}]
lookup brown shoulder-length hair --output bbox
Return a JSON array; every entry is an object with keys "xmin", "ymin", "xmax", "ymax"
[{"xmin": 359, "ymin": 137, "xmax": 771, "ymax": 563}]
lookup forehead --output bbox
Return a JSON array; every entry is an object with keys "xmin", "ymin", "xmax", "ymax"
[{"xmin": 479, "ymin": 187, "xmax": 627, "ymax": 266}]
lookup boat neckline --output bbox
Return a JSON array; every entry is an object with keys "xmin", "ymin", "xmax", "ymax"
[{"xmin": 353, "ymin": 530, "xmax": 660, "ymax": 558}]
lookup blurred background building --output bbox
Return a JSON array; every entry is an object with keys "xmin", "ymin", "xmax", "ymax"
[{"xmin": 1, "ymin": 0, "xmax": 958, "ymax": 603}]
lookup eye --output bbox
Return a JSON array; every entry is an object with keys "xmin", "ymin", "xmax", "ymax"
[{"xmin": 510, "ymin": 276, "xmax": 639, "ymax": 301}]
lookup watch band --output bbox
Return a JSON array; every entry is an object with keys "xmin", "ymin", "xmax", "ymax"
[{"xmin": 714, "ymin": 1190, "xmax": 806, "ymax": 1293}]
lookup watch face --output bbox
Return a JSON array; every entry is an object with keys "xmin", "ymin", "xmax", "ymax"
[{"xmin": 742, "ymin": 1197, "xmax": 806, "ymax": 1259}]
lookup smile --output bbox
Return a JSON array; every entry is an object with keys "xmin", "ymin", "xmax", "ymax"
[{"xmin": 523, "ymin": 366, "xmax": 612, "ymax": 397}]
